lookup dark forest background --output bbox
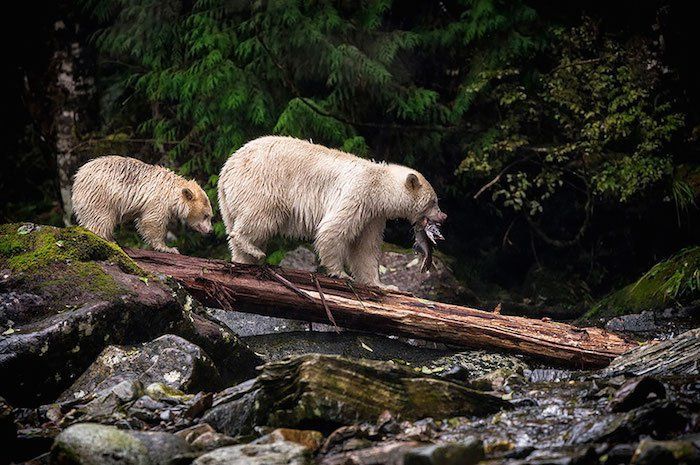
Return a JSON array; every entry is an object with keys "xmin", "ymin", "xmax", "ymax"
[{"xmin": 2, "ymin": 0, "xmax": 699, "ymax": 317}]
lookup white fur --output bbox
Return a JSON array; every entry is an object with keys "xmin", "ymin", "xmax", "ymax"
[
  {"xmin": 218, "ymin": 136, "xmax": 440, "ymax": 286},
  {"xmin": 72, "ymin": 156, "xmax": 213, "ymax": 253}
]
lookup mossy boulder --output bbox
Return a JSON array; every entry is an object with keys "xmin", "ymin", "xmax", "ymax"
[
  {"xmin": 0, "ymin": 223, "xmax": 260, "ymax": 406},
  {"xmin": 588, "ymin": 247, "xmax": 700, "ymax": 318},
  {"xmin": 51, "ymin": 423, "xmax": 190, "ymax": 465},
  {"xmin": 0, "ymin": 223, "xmax": 143, "ymax": 312}
]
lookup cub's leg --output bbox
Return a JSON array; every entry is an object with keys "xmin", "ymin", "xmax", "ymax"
[
  {"xmin": 136, "ymin": 210, "xmax": 179, "ymax": 254},
  {"xmin": 347, "ymin": 218, "xmax": 385, "ymax": 287},
  {"xmin": 82, "ymin": 211, "xmax": 118, "ymax": 243}
]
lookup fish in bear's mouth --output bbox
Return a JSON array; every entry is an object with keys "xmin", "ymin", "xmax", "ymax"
[{"xmin": 412, "ymin": 217, "xmax": 444, "ymax": 273}]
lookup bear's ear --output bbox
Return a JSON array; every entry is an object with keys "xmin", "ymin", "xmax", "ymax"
[
  {"xmin": 405, "ymin": 173, "xmax": 421, "ymax": 191},
  {"xmin": 182, "ymin": 187, "xmax": 195, "ymax": 201}
]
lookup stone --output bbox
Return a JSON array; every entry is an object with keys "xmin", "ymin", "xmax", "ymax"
[
  {"xmin": 203, "ymin": 354, "xmax": 511, "ymax": 436},
  {"xmin": 50, "ymin": 423, "xmax": 189, "ymax": 465},
  {"xmin": 279, "ymin": 247, "xmax": 317, "ymax": 272},
  {"xmin": 1, "ymin": 396, "xmax": 16, "ymax": 464},
  {"xmin": 318, "ymin": 442, "xmax": 420, "ymax": 465},
  {"xmin": 192, "ymin": 441, "xmax": 311, "ymax": 465},
  {"xmin": 605, "ymin": 311, "xmax": 658, "ymax": 333},
  {"xmin": 257, "ymin": 428, "xmax": 324, "ymax": 453},
  {"xmin": 190, "ymin": 431, "xmax": 238, "ymax": 451},
  {"xmin": 603, "ymin": 328, "xmax": 700, "ymax": 378},
  {"xmin": 604, "ymin": 444, "xmax": 636, "ymax": 465},
  {"xmin": 59, "ymin": 335, "xmax": 219, "ymax": 402},
  {"xmin": 569, "ymin": 400, "xmax": 688, "ymax": 445},
  {"xmin": 609, "ymin": 377, "xmax": 666, "ymax": 412},
  {"xmin": 631, "ymin": 438, "xmax": 700, "ymax": 465},
  {"xmin": 404, "ymin": 438, "xmax": 485, "ymax": 465},
  {"xmin": 0, "ymin": 223, "xmax": 260, "ymax": 406}
]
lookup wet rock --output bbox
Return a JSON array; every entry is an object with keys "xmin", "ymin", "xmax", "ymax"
[
  {"xmin": 403, "ymin": 438, "xmax": 485, "ymax": 465},
  {"xmin": 203, "ymin": 354, "xmax": 510, "ymax": 436},
  {"xmin": 319, "ymin": 441, "xmax": 421, "ymax": 465},
  {"xmin": 193, "ymin": 441, "xmax": 311, "ymax": 465},
  {"xmin": 190, "ymin": 431, "xmax": 238, "ymax": 451},
  {"xmin": 526, "ymin": 369, "xmax": 574, "ymax": 383},
  {"xmin": 50, "ymin": 423, "xmax": 189, "ymax": 465},
  {"xmin": 609, "ymin": 377, "xmax": 666, "ymax": 412},
  {"xmin": 59, "ymin": 335, "xmax": 219, "ymax": 402},
  {"xmin": 175, "ymin": 423, "xmax": 216, "ymax": 442},
  {"xmin": 569, "ymin": 400, "xmax": 688, "ymax": 444},
  {"xmin": 422, "ymin": 351, "xmax": 529, "ymax": 384},
  {"xmin": 604, "ymin": 444, "xmax": 637, "ymax": 465},
  {"xmin": 256, "ymin": 428, "xmax": 324, "ymax": 453},
  {"xmin": 0, "ymin": 223, "xmax": 260, "ymax": 406},
  {"xmin": 245, "ymin": 330, "xmax": 456, "ymax": 364},
  {"xmin": 1, "ymin": 396, "xmax": 16, "ymax": 464},
  {"xmin": 604, "ymin": 328, "xmax": 700, "ymax": 377},
  {"xmin": 280, "ymin": 247, "xmax": 318, "ymax": 272},
  {"xmin": 631, "ymin": 438, "xmax": 700, "ymax": 465},
  {"xmin": 507, "ymin": 446, "xmax": 598, "ymax": 465},
  {"xmin": 605, "ymin": 311, "xmax": 658, "ymax": 333}
]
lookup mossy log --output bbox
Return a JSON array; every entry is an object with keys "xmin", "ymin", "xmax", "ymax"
[{"xmin": 125, "ymin": 249, "xmax": 636, "ymax": 368}]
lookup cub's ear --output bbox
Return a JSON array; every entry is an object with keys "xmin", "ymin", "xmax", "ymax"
[
  {"xmin": 182, "ymin": 187, "xmax": 195, "ymax": 201},
  {"xmin": 405, "ymin": 173, "xmax": 421, "ymax": 191}
]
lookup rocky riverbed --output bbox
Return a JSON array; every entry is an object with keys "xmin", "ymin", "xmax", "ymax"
[{"xmin": 1, "ymin": 223, "xmax": 699, "ymax": 465}]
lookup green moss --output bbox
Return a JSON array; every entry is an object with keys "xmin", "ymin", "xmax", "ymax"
[
  {"xmin": 0, "ymin": 223, "xmax": 146, "ymax": 308},
  {"xmin": 0, "ymin": 223, "xmax": 143, "ymax": 276},
  {"xmin": 588, "ymin": 247, "xmax": 700, "ymax": 317}
]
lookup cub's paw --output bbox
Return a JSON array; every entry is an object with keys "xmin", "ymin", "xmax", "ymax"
[
  {"xmin": 380, "ymin": 284, "xmax": 400, "ymax": 292},
  {"xmin": 157, "ymin": 246, "xmax": 180, "ymax": 254}
]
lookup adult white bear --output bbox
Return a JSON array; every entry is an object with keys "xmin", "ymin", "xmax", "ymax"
[{"xmin": 218, "ymin": 136, "xmax": 446, "ymax": 288}]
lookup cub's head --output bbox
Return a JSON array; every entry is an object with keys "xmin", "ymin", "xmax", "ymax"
[
  {"xmin": 179, "ymin": 181, "xmax": 213, "ymax": 235},
  {"xmin": 396, "ymin": 168, "xmax": 447, "ymax": 226}
]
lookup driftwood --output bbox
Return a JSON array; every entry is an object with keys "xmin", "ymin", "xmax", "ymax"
[{"xmin": 125, "ymin": 249, "xmax": 635, "ymax": 368}]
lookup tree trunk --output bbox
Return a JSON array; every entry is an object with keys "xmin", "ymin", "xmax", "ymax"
[
  {"xmin": 49, "ymin": 5, "xmax": 98, "ymax": 225},
  {"xmin": 125, "ymin": 248, "xmax": 636, "ymax": 368}
]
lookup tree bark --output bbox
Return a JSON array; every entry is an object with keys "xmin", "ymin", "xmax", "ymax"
[
  {"xmin": 49, "ymin": 5, "xmax": 98, "ymax": 225},
  {"xmin": 125, "ymin": 248, "xmax": 635, "ymax": 368}
]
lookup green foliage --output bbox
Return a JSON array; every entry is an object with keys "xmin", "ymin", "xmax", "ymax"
[
  {"xmin": 83, "ymin": 0, "xmax": 542, "ymax": 230},
  {"xmin": 458, "ymin": 19, "xmax": 684, "ymax": 224},
  {"xmin": 589, "ymin": 247, "xmax": 700, "ymax": 317}
]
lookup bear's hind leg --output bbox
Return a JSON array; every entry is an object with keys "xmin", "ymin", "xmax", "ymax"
[
  {"xmin": 82, "ymin": 212, "xmax": 118, "ymax": 243},
  {"xmin": 227, "ymin": 233, "xmax": 263, "ymax": 264},
  {"xmin": 228, "ymin": 229, "xmax": 266, "ymax": 262}
]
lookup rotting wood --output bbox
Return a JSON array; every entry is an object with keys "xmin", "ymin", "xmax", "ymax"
[{"xmin": 125, "ymin": 248, "xmax": 636, "ymax": 368}]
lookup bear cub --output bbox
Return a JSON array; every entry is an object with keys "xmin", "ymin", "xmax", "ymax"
[
  {"xmin": 218, "ymin": 136, "xmax": 446, "ymax": 287},
  {"xmin": 72, "ymin": 156, "xmax": 213, "ymax": 253}
]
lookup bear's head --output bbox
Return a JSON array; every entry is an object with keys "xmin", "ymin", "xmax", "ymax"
[
  {"xmin": 179, "ymin": 180, "xmax": 213, "ymax": 235},
  {"xmin": 392, "ymin": 167, "xmax": 447, "ymax": 226}
]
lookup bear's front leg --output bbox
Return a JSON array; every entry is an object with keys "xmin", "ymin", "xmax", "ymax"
[
  {"xmin": 137, "ymin": 213, "xmax": 179, "ymax": 254},
  {"xmin": 315, "ymin": 223, "xmax": 352, "ymax": 280},
  {"xmin": 348, "ymin": 218, "xmax": 384, "ymax": 287}
]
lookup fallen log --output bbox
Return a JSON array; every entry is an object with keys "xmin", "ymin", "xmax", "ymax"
[{"xmin": 125, "ymin": 248, "xmax": 635, "ymax": 368}]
